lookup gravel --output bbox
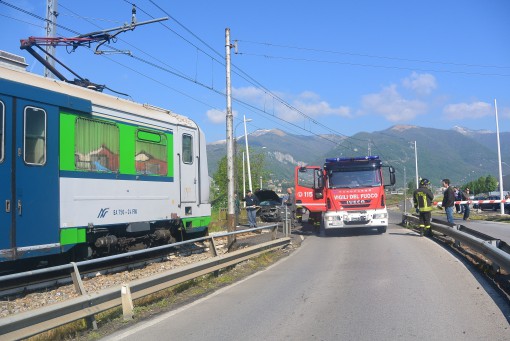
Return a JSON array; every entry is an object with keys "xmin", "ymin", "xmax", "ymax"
[{"xmin": 0, "ymin": 230, "xmax": 295, "ymax": 319}]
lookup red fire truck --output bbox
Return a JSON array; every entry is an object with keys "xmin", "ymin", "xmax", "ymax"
[{"xmin": 295, "ymin": 156, "xmax": 395, "ymax": 234}]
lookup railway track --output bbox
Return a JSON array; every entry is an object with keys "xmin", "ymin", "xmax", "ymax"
[
  {"xmin": 0, "ymin": 241, "xmax": 211, "ymax": 301},
  {"xmin": 0, "ymin": 226, "xmax": 283, "ymax": 319}
]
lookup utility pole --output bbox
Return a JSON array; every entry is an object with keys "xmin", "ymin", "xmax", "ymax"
[
  {"xmin": 45, "ymin": 0, "xmax": 58, "ymax": 78},
  {"xmin": 495, "ymin": 99, "xmax": 505, "ymax": 215},
  {"xmin": 225, "ymin": 28, "xmax": 236, "ymax": 245}
]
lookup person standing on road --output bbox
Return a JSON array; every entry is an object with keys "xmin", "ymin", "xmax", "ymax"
[
  {"xmin": 461, "ymin": 188, "xmax": 471, "ymax": 220},
  {"xmin": 413, "ymin": 178, "xmax": 434, "ymax": 237},
  {"xmin": 244, "ymin": 190, "xmax": 259, "ymax": 228},
  {"xmin": 441, "ymin": 178, "xmax": 455, "ymax": 224},
  {"xmin": 454, "ymin": 187, "xmax": 463, "ymax": 214},
  {"xmin": 285, "ymin": 187, "xmax": 296, "ymax": 227}
]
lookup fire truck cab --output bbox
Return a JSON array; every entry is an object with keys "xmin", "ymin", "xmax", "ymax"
[{"xmin": 295, "ymin": 156, "xmax": 395, "ymax": 235}]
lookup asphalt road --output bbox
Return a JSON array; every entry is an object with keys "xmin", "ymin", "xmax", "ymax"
[{"xmin": 104, "ymin": 214, "xmax": 510, "ymax": 340}]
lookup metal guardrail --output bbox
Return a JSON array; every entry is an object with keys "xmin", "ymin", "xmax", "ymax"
[
  {"xmin": 0, "ymin": 225, "xmax": 291, "ymax": 341},
  {"xmin": 402, "ymin": 213, "xmax": 510, "ymax": 273}
]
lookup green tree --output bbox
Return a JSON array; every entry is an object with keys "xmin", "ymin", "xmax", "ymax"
[
  {"xmin": 465, "ymin": 175, "xmax": 498, "ymax": 195},
  {"xmin": 210, "ymin": 148, "xmax": 267, "ymax": 209},
  {"xmin": 406, "ymin": 180, "xmax": 415, "ymax": 196}
]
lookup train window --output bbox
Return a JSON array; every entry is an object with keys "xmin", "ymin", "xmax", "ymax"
[
  {"xmin": 0, "ymin": 101, "xmax": 3, "ymax": 163},
  {"xmin": 182, "ymin": 134, "xmax": 193, "ymax": 164},
  {"xmin": 75, "ymin": 118, "xmax": 119, "ymax": 172},
  {"xmin": 135, "ymin": 129, "xmax": 167, "ymax": 176},
  {"xmin": 24, "ymin": 106, "xmax": 46, "ymax": 165}
]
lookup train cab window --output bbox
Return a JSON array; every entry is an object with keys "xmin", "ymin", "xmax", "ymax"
[
  {"xmin": 0, "ymin": 101, "xmax": 4, "ymax": 163},
  {"xmin": 75, "ymin": 118, "xmax": 119, "ymax": 172},
  {"xmin": 24, "ymin": 106, "xmax": 46, "ymax": 165},
  {"xmin": 182, "ymin": 134, "xmax": 193, "ymax": 164},
  {"xmin": 135, "ymin": 130, "xmax": 167, "ymax": 176}
]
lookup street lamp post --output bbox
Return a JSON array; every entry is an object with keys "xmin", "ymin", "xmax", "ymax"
[
  {"xmin": 411, "ymin": 141, "xmax": 419, "ymax": 189},
  {"xmin": 243, "ymin": 115, "xmax": 253, "ymax": 192},
  {"xmin": 495, "ymin": 99, "xmax": 505, "ymax": 214},
  {"xmin": 234, "ymin": 118, "xmax": 251, "ymax": 197},
  {"xmin": 242, "ymin": 152, "xmax": 246, "ymax": 203},
  {"xmin": 403, "ymin": 166, "xmax": 407, "ymax": 214}
]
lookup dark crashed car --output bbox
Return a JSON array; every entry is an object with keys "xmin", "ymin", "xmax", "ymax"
[{"xmin": 255, "ymin": 189, "xmax": 283, "ymax": 222}]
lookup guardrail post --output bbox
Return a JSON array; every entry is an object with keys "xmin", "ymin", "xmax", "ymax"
[
  {"xmin": 208, "ymin": 236, "xmax": 220, "ymax": 277},
  {"xmin": 208, "ymin": 236, "xmax": 219, "ymax": 257},
  {"xmin": 271, "ymin": 224, "xmax": 277, "ymax": 240},
  {"xmin": 485, "ymin": 240, "xmax": 502, "ymax": 273},
  {"xmin": 70, "ymin": 262, "xmax": 86, "ymax": 295},
  {"xmin": 70, "ymin": 262, "xmax": 98, "ymax": 330},
  {"xmin": 121, "ymin": 283, "xmax": 134, "ymax": 321}
]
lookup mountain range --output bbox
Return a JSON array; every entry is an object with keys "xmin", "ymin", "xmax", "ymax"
[{"xmin": 206, "ymin": 125, "xmax": 510, "ymax": 192}]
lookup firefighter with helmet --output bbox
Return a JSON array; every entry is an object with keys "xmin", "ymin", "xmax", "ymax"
[{"xmin": 413, "ymin": 178, "xmax": 434, "ymax": 237}]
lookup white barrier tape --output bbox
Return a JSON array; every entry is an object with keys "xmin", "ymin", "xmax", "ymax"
[{"xmin": 433, "ymin": 199, "xmax": 510, "ymax": 207}]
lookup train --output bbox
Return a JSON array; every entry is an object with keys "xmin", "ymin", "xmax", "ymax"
[{"xmin": 0, "ymin": 51, "xmax": 211, "ymax": 270}]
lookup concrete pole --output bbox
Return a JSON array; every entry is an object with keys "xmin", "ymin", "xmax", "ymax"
[
  {"xmin": 45, "ymin": 0, "xmax": 58, "ymax": 78},
  {"xmin": 225, "ymin": 28, "xmax": 236, "ymax": 242}
]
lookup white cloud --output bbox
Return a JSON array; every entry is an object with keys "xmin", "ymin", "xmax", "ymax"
[
  {"xmin": 233, "ymin": 87, "xmax": 270, "ymax": 102},
  {"xmin": 206, "ymin": 109, "xmax": 241, "ymax": 124},
  {"xmin": 442, "ymin": 101, "xmax": 492, "ymax": 120},
  {"xmin": 232, "ymin": 86, "xmax": 351, "ymax": 122},
  {"xmin": 402, "ymin": 72, "xmax": 437, "ymax": 96},
  {"xmin": 206, "ymin": 109, "xmax": 225, "ymax": 124},
  {"xmin": 361, "ymin": 85, "xmax": 427, "ymax": 121},
  {"xmin": 501, "ymin": 107, "xmax": 510, "ymax": 119}
]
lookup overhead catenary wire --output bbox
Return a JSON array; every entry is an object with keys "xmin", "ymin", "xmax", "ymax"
[
  {"xmin": 1, "ymin": 0, "xmax": 370, "ymax": 152},
  {"xmin": 141, "ymin": 1, "xmax": 371, "ymax": 147},
  {"xmin": 97, "ymin": 1, "xmax": 367, "ymax": 149},
  {"xmin": 236, "ymin": 52, "xmax": 510, "ymax": 78},
  {"xmin": 237, "ymin": 39, "xmax": 510, "ymax": 71},
  {"xmin": 0, "ymin": 13, "xmax": 46, "ymax": 29}
]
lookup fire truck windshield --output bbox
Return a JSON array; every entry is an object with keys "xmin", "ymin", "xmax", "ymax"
[{"xmin": 328, "ymin": 169, "xmax": 381, "ymax": 188}]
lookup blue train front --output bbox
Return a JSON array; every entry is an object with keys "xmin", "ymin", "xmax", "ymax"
[{"xmin": 0, "ymin": 51, "xmax": 211, "ymax": 268}]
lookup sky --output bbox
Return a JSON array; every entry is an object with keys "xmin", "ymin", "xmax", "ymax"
[{"xmin": 1, "ymin": 0, "xmax": 510, "ymax": 145}]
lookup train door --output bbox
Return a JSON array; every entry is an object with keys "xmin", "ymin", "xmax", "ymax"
[
  {"xmin": 179, "ymin": 128, "xmax": 197, "ymax": 204},
  {"xmin": 12, "ymin": 100, "xmax": 59, "ymax": 256},
  {"xmin": 0, "ymin": 96, "xmax": 11, "ymax": 256}
]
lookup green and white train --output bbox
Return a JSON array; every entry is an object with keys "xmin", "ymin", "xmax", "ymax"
[{"xmin": 0, "ymin": 51, "xmax": 211, "ymax": 267}]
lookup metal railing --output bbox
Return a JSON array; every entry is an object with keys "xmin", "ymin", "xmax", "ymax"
[
  {"xmin": 0, "ymin": 224, "xmax": 291, "ymax": 341},
  {"xmin": 402, "ymin": 213, "xmax": 510, "ymax": 272}
]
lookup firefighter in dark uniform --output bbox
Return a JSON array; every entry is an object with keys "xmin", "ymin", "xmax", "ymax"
[{"xmin": 413, "ymin": 178, "xmax": 434, "ymax": 237}]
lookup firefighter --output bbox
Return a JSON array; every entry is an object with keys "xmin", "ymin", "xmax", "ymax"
[{"xmin": 413, "ymin": 178, "xmax": 434, "ymax": 237}]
